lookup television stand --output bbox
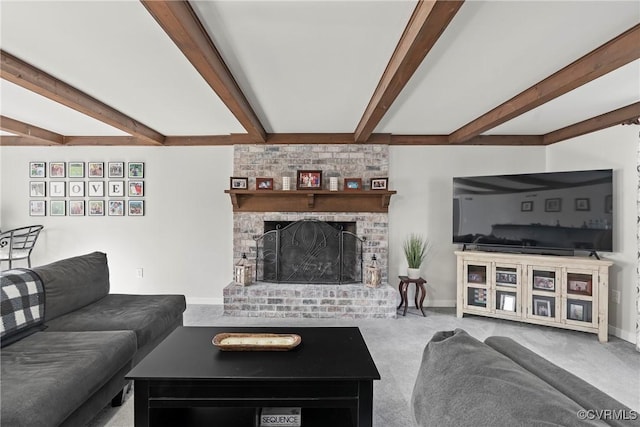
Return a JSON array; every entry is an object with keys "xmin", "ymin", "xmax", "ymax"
[
  {"xmin": 588, "ymin": 251, "xmax": 601, "ymax": 260},
  {"xmin": 455, "ymin": 250, "xmax": 612, "ymax": 342}
]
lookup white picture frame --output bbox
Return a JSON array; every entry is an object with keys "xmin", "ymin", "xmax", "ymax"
[
  {"xmin": 69, "ymin": 200, "xmax": 85, "ymax": 216},
  {"xmin": 50, "ymin": 200, "xmax": 66, "ymax": 216},
  {"xmin": 108, "ymin": 181, "xmax": 125, "ymax": 197},
  {"xmin": 29, "ymin": 200, "xmax": 45, "ymax": 216},
  {"xmin": 108, "ymin": 200, "xmax": 125, "ymax": 216},
  {"xmin": 50, "ymin": 181, "xmax": 66, "ymax": 197},
  {"xmin": 88, "ymin": 200, "xmax": 105, "ymax": 216},
  {"xmin": 30, "ymin": 181, "xmax": 46, "ymax": 197},
  {"xmin": 88, "ymin": 181, "xmax": 105, "ymax": 197},
  {"xmin": 69, "ymin": 181, "xmax": 85, "ymax": 197}
]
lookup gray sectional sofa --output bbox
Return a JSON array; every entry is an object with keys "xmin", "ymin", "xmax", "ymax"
[
  {"xmin": 1, "ymin": 251, "xmax": 186, "ymax": 427},
  {"xmin": 412, "ymin": 329, "xmax": 639, "ymax": 427}
]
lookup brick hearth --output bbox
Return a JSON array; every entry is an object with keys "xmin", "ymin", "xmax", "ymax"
[
  {"xmin": 223, "ymin": 282, "xmax": 397, "ymax": 319},
  {"xmin": 228, "ymin": 143, "xmax": 394, "ymax": 319}
]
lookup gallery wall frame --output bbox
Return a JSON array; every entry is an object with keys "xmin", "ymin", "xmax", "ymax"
[
  {"xmin": 28, "ymin": 160, "xmax": 146, "ymax": 217},
  {"xmin": 50, "ymin": 200, "xmax": 66, "ymax": 216},
  {"xmin": 128, "ymin": 162, "xmax": 144, "ymax": 178},
  {"xmin": 129, "ymin": 200, "xmax": 144, "ymax": 216},
  {"xmin": 88, "ymin": 181, "xmax": 105, "ymax": 197},
  {"xmin": 50, "ymin": 181, "xmax": 65, "ymax": 197},
  {"xmin": 88, "ymin": 162, "xmax": 104, "ymax": 178},
  {"xmin": 69, "ymin": 200, "xmax": 85, "ymax": 216},
  {"xmin": 109, "ymin": 200, "xmax": 125, "ymax": 216},
  {"xmin": 69, "ymin": 181, "xmax": 85, "ymax": 197},
  {"xmin": 30, "ymin": 162, "xmax": 46, "ymax": 178},
  {"xmin": 108, "ymin": 162, "xmax": 125, "ymax": 178},
  {"xmin": 50, "ymin": 162, "xmax": 65, "ymax": 178},
  {"xmin": 29, "ymin": 200, "xmax": 45, "ymax": 216},
  {"xmin": 88, "ymin": 200, "xmax": 105, "ymax": 216},
  {"xmin": 30, "ymin": 181, "xmax": 46, "ymax": 197},
  {"xmin": 68, "ymin": 162, "xmax": 85, "ymax": 178},
  {"xmin": 129, "ymin": 181, "xmax": 144, "ymax": 197}
]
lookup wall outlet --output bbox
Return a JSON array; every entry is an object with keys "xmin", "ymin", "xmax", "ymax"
[
  {"xmin": 611, "ymin": 289, "xmax": 620, "ymax": 304},
  {"xmin": 136, "ymin": 268, "xmax": 144, "ymax": 279}
]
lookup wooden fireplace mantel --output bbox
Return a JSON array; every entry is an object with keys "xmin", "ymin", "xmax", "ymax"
[{"xmin": 224, "ymin": 189, "xmax": 397, "ymax": 213}]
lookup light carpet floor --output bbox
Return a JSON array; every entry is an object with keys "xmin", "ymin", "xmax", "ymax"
[{"xmin": 88, "ymin": 305, "xmax": 640, "ymax": 427}]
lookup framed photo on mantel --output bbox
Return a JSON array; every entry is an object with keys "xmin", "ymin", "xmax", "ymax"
[
  {"xmin": 256, "ymin": 177, "xmax": 274, "ymax": 190},
  {"xmin": 344, "ymin": 178, "xmax": 362, "ymax": 191},
  {"xmin": 297, "ymin": 170, "xmax": 322, "ymax": 189},
  {"xmin": 230, "ymin": 177, "xmax": 248, "ymax": 190}
]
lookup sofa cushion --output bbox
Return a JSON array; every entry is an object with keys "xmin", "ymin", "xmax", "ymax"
[
  {"xmin": 0, "ymin": 330, "xmax": 136, "ymax": 427},
  {"xmin": 411, "ymin": 329, "xmax": 605, "ymax": 427},
  {"xmin": 1, "ymin": 268, "xmax": 46, "ymax": 347},
  {"xmin": 44, "ymin": 293, "xmax": 185, "ymax": 354},
  {"xmin": 32, "ymin": 251, "xmax": 110, "ymax": 322}
]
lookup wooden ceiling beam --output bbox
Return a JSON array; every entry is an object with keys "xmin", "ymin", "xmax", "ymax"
[
  {"xmin": 354, "ymin": 0, "xmax": 464, "ymax": 143},
  {"xmin": 0, "ymin": 115, "xmax": 63, "ymax": 144},
  {"xmin": 543, "ymin": 102, "xmax": 640, "ymax": 145},
  {"xmin": 141, "ymin": 0, "xmax": 267, "ymax": 143},
  {"xmin": 449, "ymin": 24, "xmax": 640, "ymax": 143},
  {"xmin": 265, "ymin": 133, "xmax": 391, "ymax": 145},
  {"xmin": 0, "ymin": 50, "xmax": 165, "ymax": 145},
  {"xmin": 164, "ymin": 135, "xmax": 231, "ymax": 146},
  {"xmin": 390, "ymin": 135, "xmax": 544, "ymax": 145},
  {"xmin": 63, "ymin": 136, "xmax": 156, "ymax": 146},
  {"xmin": 0, "ymin": 135, "xmax": 53, "ymax": 146}
]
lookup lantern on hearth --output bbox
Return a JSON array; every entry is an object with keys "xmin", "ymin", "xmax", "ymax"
[
  {"xmin": 364, "ymin": 254, "xmax": 381, "ymax": 288},
  {"xmin": 234, "ymin": 253, "xmax": 253, "ymax": 286}
]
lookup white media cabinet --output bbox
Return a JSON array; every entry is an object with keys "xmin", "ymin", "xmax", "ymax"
[{"xmin": 455, "ymin": 250, "xmax": 613, "ymax": 342}]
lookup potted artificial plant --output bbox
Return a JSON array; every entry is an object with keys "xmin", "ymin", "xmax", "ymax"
[{"xmin": 403, "ymin": 234, "xmax": 429, "ymax": 279}]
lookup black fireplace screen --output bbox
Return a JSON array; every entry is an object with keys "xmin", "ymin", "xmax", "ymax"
[{"xmin": 255, "ymin": 220, "xmax": 363, "ymax": 284}]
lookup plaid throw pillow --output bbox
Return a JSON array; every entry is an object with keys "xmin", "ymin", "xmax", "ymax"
[{"xmin": 1, "ymin": 268, "xmax": 45, "ymax": 347}]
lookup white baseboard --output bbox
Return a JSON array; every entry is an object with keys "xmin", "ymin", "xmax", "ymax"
[
  {"xmin": 424, "ymin": 299, "xmax": 457, "ymax": 307},
  {"xmin": 608, "ymin": 324, "xmax": 636, "ymax": 344}
]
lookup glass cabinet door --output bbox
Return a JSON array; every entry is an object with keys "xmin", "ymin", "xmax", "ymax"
[
  {"xmin": 526, "ymin": 266, "xmax": 561, "ymax": 321},
  {"xmin": 494, "ymin": 263, "xmax": 520, "ymax": 316},
  {"xmin": 563, "ymin": 269, "xmax": 597, "ymax": 327},
  {"xmin": 463, "ymin": 261, "xmax": 490, "ymax": 312}
]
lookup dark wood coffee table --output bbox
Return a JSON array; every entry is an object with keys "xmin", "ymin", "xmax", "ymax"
[{"xmin": 126, "ymin": 326, "xmax": 380, "ymax": 427}]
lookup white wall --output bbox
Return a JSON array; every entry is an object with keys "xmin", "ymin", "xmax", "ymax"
[
  {"xmin": 1, "ymin": 133, "xmax": 636, "ymax": 343},
  {"xmin": 388, "ymin": 145, "xmax": 546, "ymax": 306},
  {"xmin": 546, "ymin": 125, "xmax": 638, "ymax": 342},
  {"xmin": 0, "ymin": 146, "xmax": 233, "ymax": 303}
]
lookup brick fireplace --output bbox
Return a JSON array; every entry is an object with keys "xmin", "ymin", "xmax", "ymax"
[{"xmin": 223, "ymin": 143, "xmax": 397, "ymax": 319}]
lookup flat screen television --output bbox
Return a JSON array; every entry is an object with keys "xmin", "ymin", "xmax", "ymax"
[{"xmin": 453, "ymin": 169, "xmax": 613, "ymax": 255}]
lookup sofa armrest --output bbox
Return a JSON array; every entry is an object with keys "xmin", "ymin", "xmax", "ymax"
[
  {"xmin": 412, "ymin": 329, "xmax": 604, "ymax": 427},
  {"xmin": 485, "ymin": 336, "xmax": 639, "ymax": 427}
]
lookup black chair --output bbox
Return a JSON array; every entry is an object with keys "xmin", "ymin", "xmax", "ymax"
[{"xmin": 0, "ymin": 225, "xmax": 44, "ymax": 270}]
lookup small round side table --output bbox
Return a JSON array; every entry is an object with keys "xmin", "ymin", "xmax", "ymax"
[{"xmin": 397, "ymin": 276, "xmax": 427, "ymax": 317}]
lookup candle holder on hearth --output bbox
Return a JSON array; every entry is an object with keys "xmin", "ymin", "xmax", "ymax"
[
  {"xmin": 364, "ymin": 254, "xmax": 381, "ymax": 288},
  {"xmin": 234, "ymin": 253, "xmax": 253, "ymax": 286}
]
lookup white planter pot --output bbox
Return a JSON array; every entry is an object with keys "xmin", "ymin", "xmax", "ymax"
[{"xmin": 407, "ymin": 268, "xmax": 421, "ymax": 279}]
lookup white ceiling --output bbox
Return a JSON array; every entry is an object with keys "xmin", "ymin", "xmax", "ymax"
[{"xmin": 0, "ymin": 0, "xmax": 639, "ymax": 140}]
